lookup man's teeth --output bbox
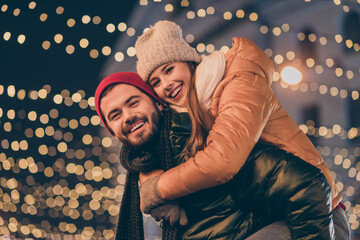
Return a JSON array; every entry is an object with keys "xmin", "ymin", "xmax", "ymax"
[
  {"xmin": 130, "ymin": 122, "xmax": 145, "ymax": 133},
  {"xmin": 171, "ymin": 85, "xmax": 182, "ymax": 98}
]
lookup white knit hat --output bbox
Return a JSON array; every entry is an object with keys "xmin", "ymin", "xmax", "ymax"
[{"xmin": 135, "ymin": 20, "xmax": 201, "ymax": 82}]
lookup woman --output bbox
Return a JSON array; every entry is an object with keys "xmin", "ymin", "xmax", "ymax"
[
  {"xmin": 135, "ymin": 20, "xmax": 349, "ymax": 239},
  {"xmin": 94, "ymin": 72, "xmax": 335, "ymax": 239}
]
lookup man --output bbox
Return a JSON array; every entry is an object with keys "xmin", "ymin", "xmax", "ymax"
[
  {"xmin": 95, "ymin": 72, "xmax": 336, "ymax": 240},
  {"xmin": 95, "ymin": 72, "xmax": 188, "ymax": 240}
]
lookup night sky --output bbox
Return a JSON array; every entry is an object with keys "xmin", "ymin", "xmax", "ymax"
[{"xmin": 0, "ymin": 0, "xmax": 136, "ymax": 94}]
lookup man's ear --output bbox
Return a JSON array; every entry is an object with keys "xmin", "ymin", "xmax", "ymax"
[{"xmin": 156, "ymin": 102, "xmax": 163, "ymax": 111}]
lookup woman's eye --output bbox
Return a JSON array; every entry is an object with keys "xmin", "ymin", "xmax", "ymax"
[
  {"xmin": 151, "ymin": 80, "xmax": 160, "ymax": 87},
  {"xmin": 166, "ymin": 67, "xmax": 174, "ymax": 74}
]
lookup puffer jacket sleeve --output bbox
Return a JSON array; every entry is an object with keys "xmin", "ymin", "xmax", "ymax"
[
  {"xmin": 157, "ymin": 38, "xmax": 278, "ymax": 200},
  {"xmin": 266, "ymin": 150, "xmax": 334, "ymax": 239},
  {"xmin": 230, "ymin": 144, "xmax": 334, "ymax": 240}
]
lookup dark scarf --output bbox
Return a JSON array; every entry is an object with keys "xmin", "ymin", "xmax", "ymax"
[{"xmin": 115, "ymin": 110, "xmax": 181, "ymax": 240}]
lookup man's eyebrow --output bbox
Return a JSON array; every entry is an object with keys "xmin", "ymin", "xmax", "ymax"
[
  {"xmin": 107, "ymin": 95, "xmax": 140, "ymax": 120},
  {"xmin": 124, "ymin": 95, "xmax": 140, "ymax": 104}
]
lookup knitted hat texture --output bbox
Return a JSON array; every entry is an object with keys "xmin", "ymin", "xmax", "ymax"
[
  {"xmin": 135, "ymin": 20, "xmax": 201, "ymax": 81},
  {"xmin": 94, "ymin": 72, "xmax": 162, "ymax": 135}
]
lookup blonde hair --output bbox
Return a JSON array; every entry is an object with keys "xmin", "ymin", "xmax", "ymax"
[{"xmin": 184, "ymin": 62, "xmax": 215, "ymax": 160}]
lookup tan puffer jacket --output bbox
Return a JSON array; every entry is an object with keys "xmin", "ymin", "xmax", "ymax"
[{"xmin": 157, "ymin": 37, "xmax": 341, "ymax": 209}]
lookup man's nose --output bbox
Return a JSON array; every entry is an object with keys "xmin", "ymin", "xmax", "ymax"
[{"xmin": 123, "ymin": 109, "xmax": 136, "ymax": 124}]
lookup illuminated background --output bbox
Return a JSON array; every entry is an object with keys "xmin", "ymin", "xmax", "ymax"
[{"xmin": 0, "ymin": 0, "xmax": 359, "ymax": 239}]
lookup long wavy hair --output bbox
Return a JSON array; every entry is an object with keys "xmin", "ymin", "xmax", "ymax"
[{"xmin": 183, "ymin": 62, "xmax": 215, "ymax": 160}]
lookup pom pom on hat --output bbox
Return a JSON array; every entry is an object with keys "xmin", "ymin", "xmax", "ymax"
[{"xmin": 135, "ymin": 20, "xmax": 201, "ymax": 81}]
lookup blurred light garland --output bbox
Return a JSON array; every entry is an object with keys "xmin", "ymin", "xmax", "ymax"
[
  {"xmin": 1, "ymin": 0, "xmax": 360, "ymax": 63},
  {"xmin": 1, "ymin": 0, "xmax": 360, "ymax": 237},
  {"xmin": 0, "ymin": 82, "xmax": 123, "ymax": 239}
]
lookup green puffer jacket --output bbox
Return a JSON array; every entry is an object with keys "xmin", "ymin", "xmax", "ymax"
[{"xmin": 169, "ymin": 110, "xmax": 334, "ymax": 240}]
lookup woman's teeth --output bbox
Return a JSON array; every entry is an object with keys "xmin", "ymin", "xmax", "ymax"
[
  {"xmin": 171, "ymin": 85, "xmax": 182, "ymax": 98},
  {"xmin": 130, "ymin": 121, "xmax": 145, "ymax": 133}
]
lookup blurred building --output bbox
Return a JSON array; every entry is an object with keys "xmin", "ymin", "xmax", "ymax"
[{"xmin": 102, "ymin": 0, "xmax": 360, "ymax": 239}]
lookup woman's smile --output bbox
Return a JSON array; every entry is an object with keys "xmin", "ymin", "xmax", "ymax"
[{"xmin": 169, "ymin": 84, "xmax": 183, "ymax": 99}]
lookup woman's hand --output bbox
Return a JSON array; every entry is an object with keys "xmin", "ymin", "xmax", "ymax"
[
  {"xmin": 140, "ymin": 176, "xmax": 166, "ymax": 214},
  {"xmin": 150, "ymin": 201, "xmax": 188, "ymax": 227}
]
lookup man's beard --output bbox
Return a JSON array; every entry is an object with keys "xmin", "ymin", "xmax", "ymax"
[{"xmin": 121, "ymin": 109, "xmax": 161, "ymax": 152}]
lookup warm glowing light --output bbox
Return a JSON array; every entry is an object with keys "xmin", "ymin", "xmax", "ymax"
[
  {"xmin": 185, "ymin": 34, "xmax": 195, "ymax": 43},
  {"xmin": 80, "ymin": 38, "xmax": 89, "ymax": 48},
  {"xmin": 260, "ymin": 25, "xmax": 268, "ymax": 34},
  {"xmin": 90, "ymin": 49, "xmax": 99, "ymax": 58},
  {"xmin": 335, "ymin": 67, "xmax": 343, "ymax": 77},
  {"xmin": 197, "ymin": 43, "xmax": 205, "ymax": 53},
  {"xmin": 4, "ymin": 32, "xmax": 11, "ymax": 41},
  {"xmin": 29, "ymin": 2, "xmax": 36, "ymax": 9},
  {"xmin": 249, "ymin": 12, "xmax": 258, "ymax": 21},
  {"xmin": 297, "ymin": 32, "xmax": 305, "ymax": 41},
  {"xmin": 220, "ymin": 46, "xmax": 229, "ymax": 53},
  {"xmin": 67, "ymin": 19, "xmax": 76, "ymax": 27},
  {"xmin": 335, "ymin": 34, "xmax": 343, "ymax": 43},
  {"xmin": 126, "ymin": 47, "xmax": 136, "ymax": 57},
  {"xmin": 107, "ymin": 24, "xmax": 116, "ymax": 33},
  {"xmin": 165, "ymin": 4, "xmax": 173, "ymax": 12},
  {"xmin": 273, "ymin": 27, "xmax": 281, "ymax": 36},
  {"xmin": 66, "ymin": 45, "xmax": 75, "ymax": 54},
  {"xmin": 54, "ymin": 34, "xmax": 63, "ymax": 43},
  {"xmin": 115, "ymin": 52, "xmax": 124, "ymax": 62},
  {"xmin": 274, "ymin": 55, "xmax": 284, "ymax": 64},
  {"xmin": 181, "ymin": 0, "xmax": 189, "ymax": 7},
  {"xmin": 319, "ymin": 37, "xmax": 327, "ymax": 45},
  {"xmin": 352, "ymin": 91, "xmax": 359, "ymax": 100},
  {"xmin": 281, "ymin": 23, "xmax": 290, "ymax": 32},
  {"xmin": 206, "ymin": 44, "xmax": 215, "ymax": 53},
  {"xmin": 236, "ymin": 9, "xmax": 245, "ymax": 18},
  {"xmin": 102, "ymin": 46, "xmax": 111, "ymax": 56},
  {"xmin": 197, "ymin": 9, "xmax": 206, "ymax": 17},
  {"xmin": 42, "ymin": 41, "xmax": 51, "ymax": 50},
  {"xmin": 118, "ymin": 22, "xmax": 127, "ymax": 32},
  {"xmin": 82, "ymin": 15, "xmax": 91, "ymax": 24},
  {"xmin": 346, "ymin": 70, "xmax": 354, "ymax": 79},
  {"xmin": 280, "ymin": 66, "xmax": 302, "ymax": 85},
  {"xmin": 187, "ymin": 11, "xmax": 195, "ymax": 19},
  {"xmin": 40, "ymin": 13, "xmax": 48, "ymax": 22},
  {"xmin": 18, "ymin": 35, "xmax": 26, "ymax": 44},
  {"xmin": 207, "ymin": 7, "xmax": 215, "ymax": 15},
  {"xmin": 286, "ymin": 51, "xmax": 295, "ymax": 60},
  {"xmin": 308, "ymin": 33, "xmax": 316, "ymax": 42},
  {"xmin": 56, "ymin": 6, "xmax": 64, "ymax": 14},
  {"xmin": 93, "ymin": 16, "xmax": 101, "ymax": 24},
  {"xmin": 13, "ymin": 8, "xmax": 20, "ymax": 16},
  {"xmin": 326, "ymin": 58, "xmax": 334, "ymax": 67},
  {"xmin": 315, "ymin": 65, "xmax": 323, "ymax": 74},
  {"xmin": 306, "ymin": 58, "xmax": 315, "ymax": 67},
  {"xmin": 127, "ymin": 27, "xmax": 135, "ymax": 36},
  {"xmin": 223, "ymin": 11, "xmax": 232, "ymax": 20},
  {"xmin": 139, "ymin": 0, "xmax": 148, "ymax": 5}
]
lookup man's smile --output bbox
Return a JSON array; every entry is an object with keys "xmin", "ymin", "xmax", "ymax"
[{"xmin": 129, "ymin": 120, "xmax": 146, "ymax": 134}]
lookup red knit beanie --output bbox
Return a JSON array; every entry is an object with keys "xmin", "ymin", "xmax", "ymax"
[{"xmin": 94, "ymin": 72, "xmax": 163, "ymax": 136}]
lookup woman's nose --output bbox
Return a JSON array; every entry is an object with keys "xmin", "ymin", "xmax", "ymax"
[{"xmin": 162, "ymin": 78, "xmax": 173, "ymax": 90}]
